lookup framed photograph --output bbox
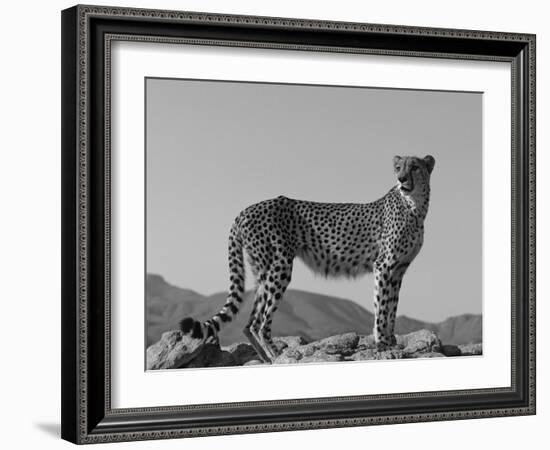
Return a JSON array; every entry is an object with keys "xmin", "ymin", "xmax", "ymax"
[{"xmin": 61, "ymin": 4, "xmax": 536, "ymax": 444}]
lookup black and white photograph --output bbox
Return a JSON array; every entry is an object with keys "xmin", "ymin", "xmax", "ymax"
[
  {"xmin": 1, "ymin": 0, "xmax": 546, "ymax": 446},
  {"xmin": 53, "ymin": 2, "xmax": 537, "ymax": 446},
  {"xmin": 145, "ymin": 78, "xmax": 483, "ymax": 370}
]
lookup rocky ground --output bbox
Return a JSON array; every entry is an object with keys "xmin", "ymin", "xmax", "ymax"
[{"xmin": 146, "ymin": 329, "xmax": 483, "ymax": 370}]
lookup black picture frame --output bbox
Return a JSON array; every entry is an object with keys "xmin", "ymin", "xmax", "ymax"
[{"xmin": 61, "ymin": 4, "xmax": 536, "ymax": 444}]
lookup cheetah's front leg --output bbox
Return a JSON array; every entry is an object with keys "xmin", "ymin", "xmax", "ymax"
[
  {"xmin": 387, "ymin": 262, "xmax": 409, "ymax": 346},
  {"xmin": 373, "ymin": 261, "xmax": 404, "ymax": 350},
  {"xmin": 373, "ymin": 261, "xmax": 407, "ymax": 350},
  {"xmin": 373, "ymin": 263, "xmax": 392, "ymax": 350}
]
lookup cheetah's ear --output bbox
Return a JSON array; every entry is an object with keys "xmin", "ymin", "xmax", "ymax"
[
  {"xmin": 423, "ymin": 155, "xmax": 435, "ymax": 174},
  {"xmin": 393, "ymin": 155, "xmax": 403, "ymax": 171}
]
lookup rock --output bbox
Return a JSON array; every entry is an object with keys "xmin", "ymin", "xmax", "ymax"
[
  {"xmin": 183, "ymin": 344, "xmax": 238, "ymax": 368},
  {"xmin": 349, "ymin": 349, "xmax": 377, "ymax": 360},
  {"xmin": 273, "ymin": 352, "xmax": 301, "ymax": 364},
  {"xmin": 409, "ymin": 352, "xmax": 445, "ymax": 358},
  {"xmin": 274, "ymin": 350, "xmax": 342, "ymax": 364},
  {"xmin": 272, "ymin": 332, "xmax": 359, "ymax": 364},
  {"xmin": 371, "ymin": 349, "xmax": 403, "ymax": 360},
  {"xmin": 283, "ymin": 347, "xmax": 304, "ymax": 360},
  {"xmin": 243, "ymin": 359, "xmax": 264, "ymax": 366},
  {"xmin": 357, "ymin": 335, "xmax": 376, "ymax": 350},
  {"xmin": 313, "ymin": 332, "xmax": 359, "ymax": 355},
  {"xmin": 458, "ymin": 343, "xmax": 483, "ymax": 356},
  {"xmin": 300, "ymin": 345, "xmax": 316, "ymax": 357},
  {"xmin": 395, "ymin": 334, "xmax": 407, "ymax": 347},
  {"xmin": 221, "ymin": 342, "xmax": 245, "ymax": 353},
  {"xmin": 401, "ymin": 330, "xmax": 442, "ymax": 356},
  {"xmin": 273, "ymin": 336, "xmax": 308, "ymax": 348},
  {"xmin": 350, "ymin": 348, "xmax": 404, "ymax": 360},
  {"xmin": 375, "ymin": 349, "xmax": 405, "ymax": 359},
  {"xmin": 301, "ymin": 353, "xmax": 342, "ymax": 363},
  {"xmin": 146, "ymin": 330, "xmax": 205, "ymax": 370},
  {"xmin": 273, "ymin": 345, "xmax": 305, "ymax": 364},
  {"xmin": 221, "ymin": 342, "xmax": 259, "ymax": 365},
  {"xmin": 441, "ymin": 344, "xmax": 462, "ymax": 357}
]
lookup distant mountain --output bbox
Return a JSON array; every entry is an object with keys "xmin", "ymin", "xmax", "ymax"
[{"xmin": 146, "ymin": 274, "xmax": 481, "ymax": 347}]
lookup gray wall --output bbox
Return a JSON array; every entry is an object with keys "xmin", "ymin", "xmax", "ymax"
[{"xmin": 146, "ymin": 78, "xmax": 482, "ymax": 322}]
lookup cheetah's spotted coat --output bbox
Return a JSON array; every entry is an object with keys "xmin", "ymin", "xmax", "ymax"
[{"xmin": 179, "ymin": 155, "xmax": 435, "ymax": 363}]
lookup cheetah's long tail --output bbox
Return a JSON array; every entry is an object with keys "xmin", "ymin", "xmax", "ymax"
[{"xmin": 179, "ymin": 221, "xmax": 245, "ymax": 345}]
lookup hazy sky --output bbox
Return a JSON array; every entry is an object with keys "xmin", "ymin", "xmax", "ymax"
[{"xmin": 146, "ymin": 78, "xmax": 482, "ymax": 322}]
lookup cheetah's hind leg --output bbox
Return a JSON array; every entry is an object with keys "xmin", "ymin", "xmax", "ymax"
[
  {"xmin": 256, "ymin": 262, "xmax": 292, "ymax": 363},
  {"xmin": 242, "ymin": 288, "xmax": 272, "ymax": 363},
  {"xmin": 243, "ymin": 325, "xmax": 271, "ymax": 364}
]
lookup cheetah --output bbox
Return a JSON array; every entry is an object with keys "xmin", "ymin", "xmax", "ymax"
[{"xmin": 179, "ymin": 155, "xmax": 435, "ymax": 364}]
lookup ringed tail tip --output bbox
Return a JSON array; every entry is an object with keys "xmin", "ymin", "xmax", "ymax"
[{"xmin": 179, "ymin": 317, "xmax": 205, "ymax": 340}]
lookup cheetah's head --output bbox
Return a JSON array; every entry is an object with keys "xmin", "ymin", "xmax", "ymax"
[{"xmin": 393, "ymin": 155, "xmax": 435, "ymax": 195}]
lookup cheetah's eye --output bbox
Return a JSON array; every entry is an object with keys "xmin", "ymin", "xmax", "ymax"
[{"xmin": 412, "ymin": 166, "xmax": 419, "ymax": 171}]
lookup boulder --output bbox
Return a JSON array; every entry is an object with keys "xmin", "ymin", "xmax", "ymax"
[
  {"xmin": 349, "ymin": 348, "xmax": 404, "ymax": 360},
  {"xmin": 273, "ymin": 351, "xmax": 302, "ymax": 364},
  {"xmin": 184, "ymin": 344, "xmax": 239, "ymax": 368},
  {"xmin": 357, "ymin": 335, "xmax": 377, "ymax": 350},
  {"xmin": 273, "ymin": 336, "xmax": 308, "ymax": 349},
  {"xmin": 349, "ymin": 349, "xmax": 377, "ymax": 361},
  {"xmin": 316, "ymin": 332, "xmax": 359, "ymax": 355},
  {"xmin": 458, "ymin": 343, "xmax": 483, "ymax": 356},
  {"xmin": 243, "ymin": 359, "xmax": 264, "ymax": 366},
  {"xmin": 441, "ymin": 344, "xmax": 462, "ymax": 357},
  {"xmin": 373, "ymin": 349, "xmax": 405, "ymax": 360},
  {"xmin": 146, "ymin": 330, "xmax": 205, "ymax": 370},
  {"xmin": 409, "ymin": 351, "xmax": 445, "ymax": 358},
  {"xmin": 401, "ymin": 329, "xmax": 442, "ymax": 356},
  {"xmin": 301, "ymin": 353, "xmax": 342, "ymax": 363},
  {"xmin": 272, "ymin": 332, "xmax": 359, "ymax": 364},
  {"xmin": 221, "ymin": 342, "xmax": 259, "ymax": 365}
]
